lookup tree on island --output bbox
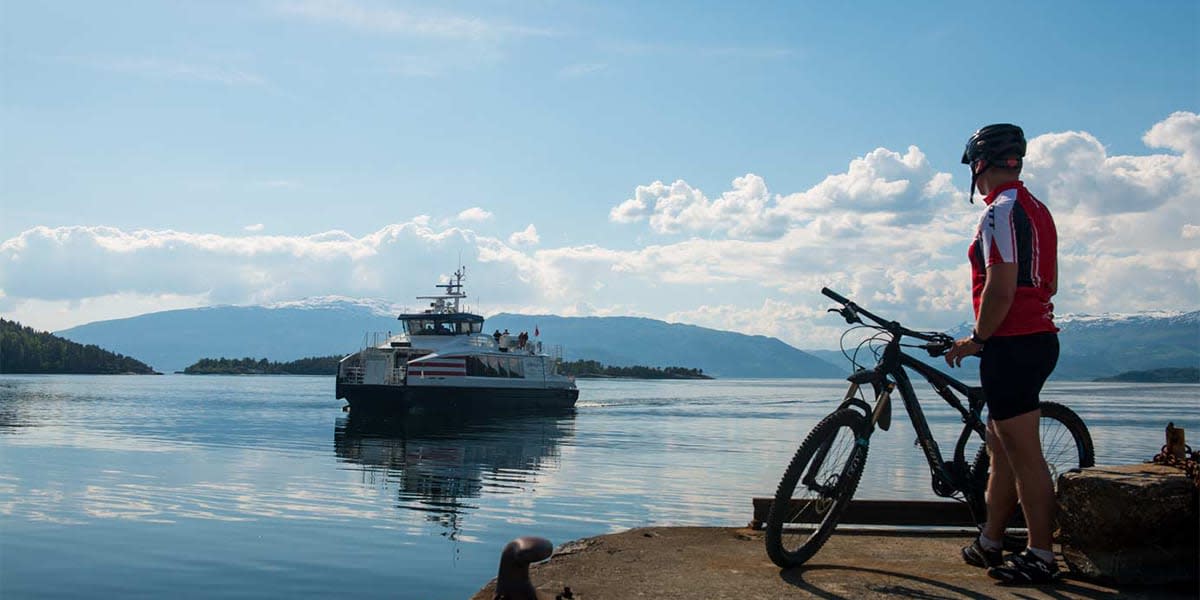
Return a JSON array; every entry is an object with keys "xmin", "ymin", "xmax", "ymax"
[
  {"xmin": 557, "ymin": 359, "xmax": 712, "ymax": 379},
  {"xmin": 0, "ymin": 318, "xmax": 157, "ymax": 374},
  {"xmin": 183, "ymin": 355, "xmax": 342, "ymax": 375}
]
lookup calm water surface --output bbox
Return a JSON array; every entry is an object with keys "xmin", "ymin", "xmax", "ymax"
[{"xmin": 1, "ymin": 375, "xmax": 1196, "ymax": 598}]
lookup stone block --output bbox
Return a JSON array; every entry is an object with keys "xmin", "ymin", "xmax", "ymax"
[{"xmin": 1058, "ymin": 464, "xmax": 1199, "ymax": 585}]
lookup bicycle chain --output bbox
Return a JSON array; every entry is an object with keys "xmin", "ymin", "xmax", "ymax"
[{"xmin": 1150, "ymin": 443, "xmax": 1200, "ymax": 488}]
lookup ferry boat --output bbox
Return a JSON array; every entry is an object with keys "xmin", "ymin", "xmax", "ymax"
[{"xmin": 335, "ymin": 268, "xmax": 579, "ymax": 414}]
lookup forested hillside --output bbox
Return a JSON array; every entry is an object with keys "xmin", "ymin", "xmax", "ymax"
[{"xmin": 0, "ymin": 318, "xmax": 157, "ymax": 374}]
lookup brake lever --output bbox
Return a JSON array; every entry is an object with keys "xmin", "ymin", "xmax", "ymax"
[{"xmin": 827, "ymin": 306, "xmax": 860, "ymax": 324}]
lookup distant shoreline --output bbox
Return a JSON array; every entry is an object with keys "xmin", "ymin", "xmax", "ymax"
[{"xmin": 1094, "ymin": 367, "xmax": 1199, "ymax": 384}]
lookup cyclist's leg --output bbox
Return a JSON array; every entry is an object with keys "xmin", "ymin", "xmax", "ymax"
[
  {"xmin": 982, "ymin": 419, "xmax": 1019, "ymax": 542},
  {"xmin": 991, "ymin": 409, "xmax": 1054, "ymax": 552},
  {"xmin": 984, "ymin": 333, "xmax": 1059, "ymax": 556}
]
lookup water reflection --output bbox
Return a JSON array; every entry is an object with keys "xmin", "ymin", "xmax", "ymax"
[{"xmin": 333, "ymin": 410, "xmax": 576, "ymax": 537}]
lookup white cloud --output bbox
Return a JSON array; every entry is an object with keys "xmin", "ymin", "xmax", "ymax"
[
  {"xmin": 3, "ymin": 113, "xmax": 1196, "ymax": 348},
  {"xmin": 273, "ymin": 0, "xmax": 552, "ymax": 40},
  {"xmin": 457, "ymin": 207, "xmax": 493, "ymax": 222},
  {"xmin": 3, "ymin": 293, "xmax": 212, "ymax": 333},
  {"xmin": 609, "ymin": 196, "xmax": 650, "ymax": 223},
  {"xmin": 508, "ymin": 224, "xmax": 539, "ymax": 246},
  {"xmin": 610, "ymin": 146, "xmax": 963, "ymax": 240},
  {"xmin": 244, "ymin": 224, "xmax": 265, "ymax": 232}
]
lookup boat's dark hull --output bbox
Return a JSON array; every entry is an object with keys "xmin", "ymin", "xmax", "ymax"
[{"xmin": 337, "ymin": 382, "xmax": 579, "ymax": 415}]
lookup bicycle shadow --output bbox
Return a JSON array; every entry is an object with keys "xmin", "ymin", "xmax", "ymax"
[{"xmin": 780, "ymin": 564, "xmax": 1134, "ymax": 599}]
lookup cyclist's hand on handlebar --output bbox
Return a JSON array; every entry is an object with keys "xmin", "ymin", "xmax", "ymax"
[
  {"xmin": 920, "ymin": 334, "xmax": 954, "ymax": 357},
  {"xmin": 944, "ymin": 335, "xmax": 983, "ymax": 368}
]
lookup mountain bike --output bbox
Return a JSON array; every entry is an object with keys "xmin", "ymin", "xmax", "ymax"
[{"xmin": 764, "ymin": 288, "xmax": 1094, "ymax": 569}]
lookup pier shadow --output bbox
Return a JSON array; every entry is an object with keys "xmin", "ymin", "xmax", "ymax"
[{"xmin": 781, "ymin": 564, "xmax": 1148, "ymax": 599}]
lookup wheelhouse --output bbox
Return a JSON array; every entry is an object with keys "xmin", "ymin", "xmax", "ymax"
[{"xmin": 399, "ymin": 313, "xmax": 484, "ymax": 336}]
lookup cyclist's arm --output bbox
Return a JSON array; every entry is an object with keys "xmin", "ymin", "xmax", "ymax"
[
  {"xmin": 945, "ymin": 263, "xmax": 1017, "ymax": 367},
  {"xmin": 976, "ymin": 262, "xmax": 1017, "ymax": 339}
]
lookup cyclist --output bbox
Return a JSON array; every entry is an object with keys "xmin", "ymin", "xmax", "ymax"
[{"xmin": 944, "ymin": 123, "xmax": 1062, "ymax": 584}]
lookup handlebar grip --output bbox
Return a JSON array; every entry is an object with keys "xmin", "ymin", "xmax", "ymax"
[{"xmin": 821, "ymin": 287, "xmax": 851, "ymax": 305}]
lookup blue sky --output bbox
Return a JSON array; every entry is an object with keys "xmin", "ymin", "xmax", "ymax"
[{"xmin": 2, "ymin": 1, "xmax": 1198, "ymax": 348}]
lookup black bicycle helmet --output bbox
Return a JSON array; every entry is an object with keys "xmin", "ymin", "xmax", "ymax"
[{"xmin": 962, "ymin": 123, "xmax": 1026, "ymax": 202}]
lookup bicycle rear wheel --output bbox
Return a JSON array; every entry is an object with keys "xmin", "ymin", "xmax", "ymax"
[
  {"xmin": 765, "ymin": 408, "xmax": 870, "ymax": 568},
  {"xmin": 969, "ymin": 401, "xmax": 1094, "ymax": 536}
]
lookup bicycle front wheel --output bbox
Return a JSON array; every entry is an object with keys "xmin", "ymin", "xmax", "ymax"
[{"xmin": 765, "ymin": 408, "xmax": 870, "ymax": 569}]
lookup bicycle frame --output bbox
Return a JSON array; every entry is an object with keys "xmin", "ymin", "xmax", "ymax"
[{"xmin": 838, "ymin": 334, "xmax": 989, "ymax": 499}]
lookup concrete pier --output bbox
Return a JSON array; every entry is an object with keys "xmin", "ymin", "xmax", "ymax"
[{"xmin": 472, "ymin": 526, "xmax": 1196, "ymax": 599}]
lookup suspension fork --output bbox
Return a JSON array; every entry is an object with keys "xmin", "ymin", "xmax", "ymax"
[{"xmin": 803, "ymin": 375, "xmax": 890, "ymax": 490}]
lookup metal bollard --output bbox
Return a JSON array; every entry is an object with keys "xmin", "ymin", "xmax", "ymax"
[
  {"xmin": 1166, "ymin": 422, "xmax": 1186, "ymax": 459},
  {"xmin": 494, "ymin": 536, "xmax": 553, "ymax": 600}
]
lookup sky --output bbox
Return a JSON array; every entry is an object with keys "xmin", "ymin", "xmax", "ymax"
[{"xmin": 1, "ymin": 1, "xmax": 1198, "ymax": 349}]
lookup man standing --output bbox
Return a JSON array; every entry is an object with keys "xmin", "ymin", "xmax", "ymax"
[{"xmin": 944, "ymin": 124, "xmax": 1061, "ymax": 584}]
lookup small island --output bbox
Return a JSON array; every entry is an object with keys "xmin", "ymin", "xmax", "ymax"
[
  {"xmin": 182, "ymin": 356, "xmax": 342, "ymax": 375},
  {"xmin": 557, "ymin": 359, "xmax": 712, "ymax": 380},
  {"xmin": 0, "ymin": 318, "xmax": 158, "ymax": 374},
  {"xmin": 1094, "ymin": 367, "xmax": 1199, "ymax": 384}
]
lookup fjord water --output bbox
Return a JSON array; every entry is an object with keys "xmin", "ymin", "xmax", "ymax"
[{"xmin": 1, "ymin": 375, "xmax": 1195, "ymax": 599}]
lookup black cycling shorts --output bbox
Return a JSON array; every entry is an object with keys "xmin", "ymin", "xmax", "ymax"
[{"xmin": 979, "ymin": 332, "xmax": 1059, "ymax": 421}]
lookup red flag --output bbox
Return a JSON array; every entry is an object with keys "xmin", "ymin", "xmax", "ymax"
[{"xmin": 534, "ymin": 325, "xmax": 539, "ymax": 337}]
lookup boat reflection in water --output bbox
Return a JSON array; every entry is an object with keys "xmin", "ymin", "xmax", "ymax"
[{"xmin": 333, "ymin": 409, "xmax": 576, "ymax": 538}]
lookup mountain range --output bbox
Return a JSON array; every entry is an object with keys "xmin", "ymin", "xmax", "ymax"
[
  {"xmin": 806, "ymin": 312, "xmax": 1199, "ymax": 380},
  {"xmin": 53, "ymin": 298, "xmax": 1198, "ymax": 380},
  {"xmin": 54, "ymin": 298, "xmax": 843, "ymax": 378}
]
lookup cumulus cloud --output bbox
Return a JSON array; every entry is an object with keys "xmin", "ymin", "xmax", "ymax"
[
  {"xmin": 4, "ymin": 113, "xmax": 1196, "ymax": 348},
  {"xmin": 508, "ymin": 224, "xmax": 539, "ymax": 246},
  {"xmin": 610, "ymin": 146, "xmax": 963, "ymax": 240},
  {"xmin": 456, "ymin": 207, "xmax": 493, "ymax": 222}
]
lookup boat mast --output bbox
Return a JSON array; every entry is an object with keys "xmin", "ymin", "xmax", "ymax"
[{"xmin": 417, "ymin": 266, "xmax": 467, "ymax": 314}]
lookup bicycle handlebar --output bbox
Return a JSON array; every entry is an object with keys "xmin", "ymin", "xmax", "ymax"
[
  {"xmin": 820, "ymin": 287, "xmax": 953, "ymax": 351},
  {"xmin": 820, "ymin": 287, "xmax": 851, "ymax": 306}
]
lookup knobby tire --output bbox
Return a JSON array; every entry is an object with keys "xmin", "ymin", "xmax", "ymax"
[{"xmin": 765, "ymin": 408, "xmax": 870, "ymax": 569}]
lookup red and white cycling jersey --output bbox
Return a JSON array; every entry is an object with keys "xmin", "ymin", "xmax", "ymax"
[{"xmin": 969, "ymin": 180, "xmax": 1058, "ymax": 336}]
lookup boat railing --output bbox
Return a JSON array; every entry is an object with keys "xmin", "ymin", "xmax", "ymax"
[
  {"xmin": 342, "ymin": 366, "xmax": 364, "ymax": 385},
  {"xmin": 361, "ymin": 331, "xmax": 394, "ymax": 349},
  {"xmin": 388, "ymin": 367, "xmax": 406, "ymax": 384}
]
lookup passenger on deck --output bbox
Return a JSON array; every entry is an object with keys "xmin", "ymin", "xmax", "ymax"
[{"xmin": 493, "ymin": 329, "xmax": 502, "ymax": 344}]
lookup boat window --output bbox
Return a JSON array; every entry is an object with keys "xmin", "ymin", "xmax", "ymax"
[
  {"xmin": 484, "ymin": 355, "xmax": 501, "ymax": 377},
  {"xmin": 509, "ymin": 357, "xmax": 524, "ymax": 378},
  {"xmin": 464, "ymin": 356, "xmax": 481, "ymax": 376},
  {"xmin": 497, "ymin": 356, "xmax": 511, "ymax": 378},
  {"xmin": 470, "ymin": 322, "xmax": 483, "ymax": 333}
]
